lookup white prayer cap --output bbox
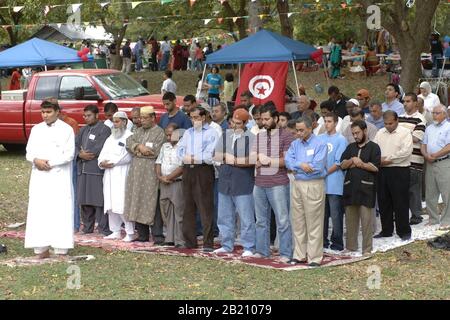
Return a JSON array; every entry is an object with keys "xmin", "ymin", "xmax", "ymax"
[
  {"xmin": 113, "ymin": 111, "xmax": 128, "ymax": 119},
  {"xmin": 348, "ymin": 98, "xmax": 360, "ymax": 107}
]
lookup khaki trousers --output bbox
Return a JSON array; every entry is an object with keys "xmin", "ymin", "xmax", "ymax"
[
  {"xmin": 160, "ymin": 181, "xmax": 185, "ymax": 246},
  {"xmin": 345, "ymin": 205, "xmax": 373, "ymax": 254},
  {"xmin": 425, "ymin": 159, "xmax": 450, "ymax": 226},
  {"xmin": 291, "ymin": 179, "xmax": 325, "ymax": 264}
]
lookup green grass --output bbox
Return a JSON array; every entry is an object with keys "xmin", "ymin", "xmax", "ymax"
[{"xmin": 1, "ymin": 73, "xmax": 449, "ymax": 300}]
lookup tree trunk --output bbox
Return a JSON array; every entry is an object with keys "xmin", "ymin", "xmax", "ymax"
[
  {"xmin": 248, "ymin": 0, "xmax": 262, "ymax": 34},
  {"xmin": 277, "ymin": 0, "xmax": 293, "ymax": 38},
  {"xmin": 396, "ymin": 38, "xmax": 423, "ymax": 92},
  {"xmin": 222, "ymin": 0, "xmax": 247, "ymax": 40},
  {"xmin": 362, "ymin": 0, "xmax": 440, "ymax": 92}
]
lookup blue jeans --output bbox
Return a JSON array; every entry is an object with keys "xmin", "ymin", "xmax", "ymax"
[
  {"xmin": 160, "ymin": 52, "xmax": 170, "ymax": 71},
  {"xmin": 218, "ymin": 193, "xmax": 256, "ymax": 252},
  {"xmin": 73, "ymin": 160, "xmax": 80, "ymax": 231},
  {"xmin": 323, "ymin": 194, "xmax": 344, "ymax": 251},
  {"xmin": 135, "ymin": 55, "xmax": 142, "ymax": 71},
  {"xmin": 254, "ymin": 184, "xmax": 292, "ymax": 258},
  {"xmin": 432, "ymin": 54, "xmax": 442, "ymax": 77}
]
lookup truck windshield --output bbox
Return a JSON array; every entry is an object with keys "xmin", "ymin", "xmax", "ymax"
[{"xmin": 93, "ymin": 73, "xmax": 149, "ymax": 99}]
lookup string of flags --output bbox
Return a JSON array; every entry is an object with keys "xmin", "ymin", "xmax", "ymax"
[{"xmin": 1, "ymin": 2, "xmax": 367, "ymax": 29}]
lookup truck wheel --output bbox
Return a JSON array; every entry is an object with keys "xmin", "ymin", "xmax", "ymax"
[{"xmin": 2, "ymin": 144, "xmax": 26, "ymax": 153}]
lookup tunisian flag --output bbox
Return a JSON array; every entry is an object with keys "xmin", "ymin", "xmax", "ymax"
[{"xmin": 235, "ymin": 62, "xmax": 289, "ymax": 112}]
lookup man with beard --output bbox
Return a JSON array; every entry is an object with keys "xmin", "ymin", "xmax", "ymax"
[
  {"xmin": 250, "ymin": 106, "xmax": 264, "ymax": 135},
  {"xmin": 98, "ymin": 111, "xmax": 135, "ymax": 242},
  {"xmin": 76, "ymin": 105, "xmax": 111, "ymax": 235},
  {"xmin": 251, "ymin": 102, "xmax": 294, "ymax": 263},
  {"xmin": 160, "ymin": 92, "xmax": 191, "ymax": 129},
  {"xmin": 182, "ymin": 95, "xmax": 198, "ymax": 117},
  {"xmin": 124, "ymin": 106, "xmax": 165, "ymax": 242},
  {"xmin": 340, "ymin": 120, "xmax": 381, "ymax": 255},
  {"xmin": 130, "ymin": 107, "xmax": 141, "ymax": 132},
  {"xmin": 24, "ymin": 99, "xmax": 75, "ymax": 258},
  {"xmin": 103, "ymin": 103, "xmax": 133, "ymax": 131},
  {"xmin": 177, "ymin": 106, "xmax": 219, "ymax": 251}
]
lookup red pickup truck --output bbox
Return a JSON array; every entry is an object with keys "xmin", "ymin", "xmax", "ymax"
[{"xmin": 0, "ymin": 69, "xmax": 182, "ymax": 151}]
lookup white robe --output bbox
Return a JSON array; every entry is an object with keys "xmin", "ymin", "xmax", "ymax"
[
  {"xmin": 98, "ymin": 130, "xmax": 133, "ymax": 215},
  {"xmin": 24, "ymin": 119, "xmax": 75, "ymax": 250}
]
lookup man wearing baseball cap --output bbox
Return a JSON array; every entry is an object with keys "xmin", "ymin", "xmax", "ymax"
[
  {"xmin": 214, "ymin": 108, "xmax": 256, "ymax": 257},
  {"xmin": 356, "ymin": 89, "xmax": 371, "ymax": 114}
]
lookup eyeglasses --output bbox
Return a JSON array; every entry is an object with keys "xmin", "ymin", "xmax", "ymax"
[{"xmin": 431, "ymin": 112, "xmax": 443, "ymax": 115}]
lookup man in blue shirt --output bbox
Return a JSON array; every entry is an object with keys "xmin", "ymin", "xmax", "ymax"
[
  {"xmin": 160, "ymin": 92, "xmax": 192, "ymax": 130},
  {"xmin": 366, "ymin": 101, "xmax": 385, "ymax": 130},
  {"xmin": 177, "ymin": 106, "xmax": 219, "ymax": 251},
  {"xmin": 319, "ymin": 113, "xmax": 347, "ymax": 251},
  {"xmin": 205, "ymin": 66, "xmax": 223, "ymax": 101},
  {"xmin": 285, "ymin": 116, "xmax": 328, "ymax": 266},
  {"xmin": 421, "ymin": 105, "xmax": 450, "ymax": 230},
  {"xmin": 382, "ymin": 83, "xmax": 405, "ymax": 115}
]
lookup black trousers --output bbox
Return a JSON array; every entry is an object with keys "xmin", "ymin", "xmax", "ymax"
[
  {"xmin": 182, "ymin": 165, "xmax": 214, "ymax": 248},
  {"xmin": 377, "ymin": 167, "xmax": 412, "ymax": 237},
  {"xmin": 135, "ymin": 222, "xmax": 150, "ymax": 241},
  {"xmin": 151, "ymin": 189, "xmax": 165, "ymax": 242},
  {"xmin": 81, "ymin": 205, "xmax": 110, "ymax": 235}
]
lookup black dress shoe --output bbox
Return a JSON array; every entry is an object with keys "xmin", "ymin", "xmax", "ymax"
[
  {"xmin": 162, "ymin": 242, "xmax": 175, "ymax": 246},
  {"xmin": 400, "ymin": 235, "xmax": 411, "ymax": 241},
  {"xmin": 308, "ymin": 262, "xmax": 321, "ymax": 267},
  {"xmin": 409, "ymin": 217, "xmax": 423, "ymax": 225},
  {"xmin": 132, "ymin": 237, "xmax": 149, "ymax": 242},
  {"xmin": 202, "ymin": 247, "xmax": 214, "ymax": 253},
  {"xmin": 153, "ymin": 239, "xmax": 165, "ymax": 245},
  {"xmin": 374, "ymin": 232, "xmax": 392, "ymax": 238},
  {"xmin": 288, "ymin": 258, "xmax": 306, "ymax": 265}
]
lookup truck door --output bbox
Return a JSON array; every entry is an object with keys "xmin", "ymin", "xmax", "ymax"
[
  {"xmin": 25, "ymin": 75, "xmax": 59, "ymax": 139},
  {"xmin": 57, "ymin": 76, "xmax": 103, "ymax": 125}
]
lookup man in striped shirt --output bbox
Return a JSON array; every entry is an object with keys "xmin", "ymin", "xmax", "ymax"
[{"xmin": 398, "ymin": 93, "xmax": 427, "ymax": 225}]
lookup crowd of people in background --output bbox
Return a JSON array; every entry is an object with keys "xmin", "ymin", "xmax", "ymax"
[{"xmin": 24, "ymin": 79, "xmax": 450, "ymax": 266}]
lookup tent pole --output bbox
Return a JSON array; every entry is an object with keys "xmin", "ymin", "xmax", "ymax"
[
  {"xmin": 322, "ymin": 60, "xmax": 330, "ymax": 87},
  {"xmin": 238, "ymin": 64, "xmax": 241, "ymax": 86},
  {"xmin": 196, "ymin": 64, "xmax": 207, "ymax": 100},
  {"xmin": 291, "ymin": 61, "xmax": 300, "ymax": 98},
  {"xmin": 44, "ymin": 65, "xmax": 47, "ymax": 71}
]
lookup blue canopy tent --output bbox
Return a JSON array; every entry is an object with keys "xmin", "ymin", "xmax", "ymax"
[
  {"xmin": 0, "ymin": 37, "xmax": 94, "ymax": 69},
  {"xmin": 203, "ymin": 29, "xmax": 322, "ymax": 98}
]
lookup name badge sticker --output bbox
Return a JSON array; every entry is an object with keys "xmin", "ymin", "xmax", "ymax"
[
  {"xmin": 306, "ymin": 149, "xmax": 314, "ymax": 156},
  {"xmin": 89, "ymin": 134, "xmax": 96, "ymax": 140},
  {"xmin": 145, "ymin": 142, "xmax": 154, "ymax": 148}
]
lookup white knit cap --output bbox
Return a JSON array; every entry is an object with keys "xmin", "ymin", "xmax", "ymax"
[
  {"xmin": 113, "ymin": 111, "xmax": 128, "ymax": 119},
  {"xmin": 348, "ymin": 98, "xmax": 360, "ymax": 106}
]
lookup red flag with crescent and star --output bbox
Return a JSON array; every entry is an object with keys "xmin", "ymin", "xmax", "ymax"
[{"xmin": 235, "ymin": 62, "xmax": 289, "ymax": 112}]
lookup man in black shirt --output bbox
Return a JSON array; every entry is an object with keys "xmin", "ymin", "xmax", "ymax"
[
  {"xmin": 430, "ymin": 33, "xmax": 443, "ymax": 77},
  {"xmin": 121, "ymin": 40, "xmax": 132, "ymax": 74},
  {"xmin": 340, "ymin": 120, "xmax": 381, "ymax": 255},
  {"xmin": 328, "ymin": 86, "xmax": 348, "ymax": 119}
]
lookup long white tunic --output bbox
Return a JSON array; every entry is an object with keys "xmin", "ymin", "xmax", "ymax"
[
  {"xmin": 98, "ymin": 130, "xmax": 133, "ymax": 215},
  {"xmin": 24, "ymin": 119, "xmax": 75, "ymax": 250}
]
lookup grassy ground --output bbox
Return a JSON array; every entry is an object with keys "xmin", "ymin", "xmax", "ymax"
[
  {"xmin": 0, "ymin": 145, "xmax": 449, "ymax": 300},
  {"xmin": 1, "ymin": 72, "xmax": 449, "ymax": 300}
]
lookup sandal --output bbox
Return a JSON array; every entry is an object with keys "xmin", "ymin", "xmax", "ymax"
[{"xmin": 438, "ymin": 225, "xmax": 450, "ymax": 231}]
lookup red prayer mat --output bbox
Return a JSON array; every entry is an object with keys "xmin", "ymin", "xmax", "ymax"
[{"xmin": 0, "ymin": 231, "xmax": 370, "ymax": 271}]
